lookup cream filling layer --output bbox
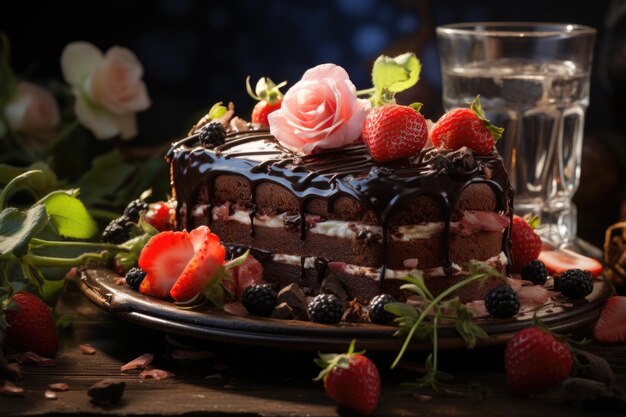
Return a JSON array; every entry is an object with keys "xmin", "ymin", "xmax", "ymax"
[
  {"xmin": 207, "ymin": 205, "xmax": 508, "ymax": 241},
  {"xmin": 270, "ymin": 252, "xmax": 508, "ymax": 281}
]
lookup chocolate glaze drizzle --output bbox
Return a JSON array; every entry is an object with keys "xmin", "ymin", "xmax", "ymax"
[{"xmin": 166, "ymin": 130, "xmax": 514, "ymax": 286}]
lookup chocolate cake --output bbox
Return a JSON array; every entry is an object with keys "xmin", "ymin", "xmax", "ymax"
[{"xmin": 166, "ymin": 128, "xmax": 514, "ymax": 303}]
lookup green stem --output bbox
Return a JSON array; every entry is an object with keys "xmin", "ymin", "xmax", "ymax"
[
  {"xmin": 356, "ymin": 87, "xmax": 376, "ymax": 97},
  {"xmin": 22, "ymin": 252, "xmax": 105, "ymax": 267},
  {"xmin": 29, "ymin": 238, "xmax": 129, "ymax": 252},
  {"xmin": 390, "ymin": 273, "xmax": 488, "ymax": 369},
  {"xmin": 432, "ymin": 315, "xmax": 439, "ymax": 372}
]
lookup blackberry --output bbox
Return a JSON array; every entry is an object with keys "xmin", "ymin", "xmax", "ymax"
[
  {"xmin": 101, "ymin": 216, "xmax": 135, "ymax": 244},
  {"xmin": 198, "ymin": 122, "xmax": 227, "ymax": 148},
  {"xmin": 556, "ymin": 269, "xmax": 593, "ymax": 299},
  {"xmin": 307, "ymin": 294, "xmax": 344, "ymax": 324},
  {"xmin": 123, "ymin": 199, "xmax": 148, "ymax": 222},
  {"xmin": 368, "ymin": 294, "xmax": 396, "ymax": 324},
  {"xmin": 125, "ymin": 267, "xmax": 146, "ymax": 291},
  {"xmin": 485, "ymin": 285, "xmax": 520, "ymax": 318},
  {"xmin": 242, "ymin": 284, "xmax": 278, "ymax": 317},
  {"xmin": 521, "ymin": 260, "xmax": 548, "ymax": 285}
]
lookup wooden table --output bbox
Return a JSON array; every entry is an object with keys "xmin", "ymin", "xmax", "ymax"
[{"xmin": 1, "ymin": 278, "xmax": 624, "ymax": 417}]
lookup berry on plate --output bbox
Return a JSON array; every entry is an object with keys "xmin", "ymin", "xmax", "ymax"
[
  {"xmin": 4, "ymin": 292, "xmax": 59, "ymax": 358},
  {"xmin": 138, "ymin": 230, "xmax": 196, "ymax": 298},
  {"xmin": 241, "ymin": 284, "xmax": 278, "ymax": 317},
  {"xmin": 520, "ymin": 260, "xmax": 548, "ymax": 285},
  {"xmin": 505, "ymin": 325, "xmax": 573, "ymax": 396},
  {"xmin": 125, "ymin": 267, "xmax": 146, "ymax": 291},
  {"xmin": 246, "ymin": 76, "xmax": 286, "ymax": 126},
  {"xmin": 555, "ymin": 269, "xmax": 593, "ymax": 299},
  {"xmin": 593, "ymin": 296, "xmax": 626, "ymax": 343},
  {"xmin": 485, "ymin": 285, "xmax": 520, "ymax": 318},
  {"xmin": 144, "ymin": 201, "xmax": 173, "ymax": 232},
  {"xmin": 362, "ymin": 104, "xmax": 429, "ymax": 162},
  {"xmin": 308, "ymin": 294, "xmax": 344, "ymax": 324},
  {"xmin": 169, "ymin": 228, "xmax": 226, "ymax": 302},
  {"xmin": 510, "ymin": 215, "xmax": 542, "ymax": 272},
  {"xmin": 368, "ymin": 294, "xmax": 396, "ymax": 324},
  {"xmin": 538, "ymin": 247, "xmax": 603, "ymax": 278},
  {"xmin": 314, "ymin": 339, "xmax": 380, "ymax": 415},
  {"xmin": 102, "ymin": 215, "xmax": 135, "ymax": 244},
  {"xmin": 430, "ymin": 95, "xmax": 504, "ymax": 155}
]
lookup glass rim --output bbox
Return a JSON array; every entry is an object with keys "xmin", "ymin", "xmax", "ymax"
[{"xmin": 436, "ymin": 22, "xmax": 596, "ymax": 37}]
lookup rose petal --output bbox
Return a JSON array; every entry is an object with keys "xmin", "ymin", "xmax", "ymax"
[
  {"xmin": 1, "ymin": 381, "xmax": 24, "ymax": 397},
  {"xmin": 139, "ymin": 369, "xmax": 175, "ymax": 380},
  {"xmin": 121, "ymin": 353, "xmax": 153, "ymax": 372},
  {"xmin": 111, "ymin": 113, "xmax": 138, "ymax": 140},
  {"xmin": 49, "ymin": 383, "xmax": 70, "ymax": 392},
  {"xmin": 79, "ymin": 344, "xmax": 97, "ymax": 355},
  {"xmin": 61, "ymin": 41, "xmax": 103, "ymax": 86},
  {"xmin": 74, "ymin": 94, "xmax": 120, "ymax": 139},
  {"xmin": 45, "ymin": 390, "xmax": 58, "ymax": 400}
]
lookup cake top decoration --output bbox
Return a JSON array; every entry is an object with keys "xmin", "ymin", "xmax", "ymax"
[{"xmin": 268, "ymin": 63, "xmax": 370, "ymax": 155}]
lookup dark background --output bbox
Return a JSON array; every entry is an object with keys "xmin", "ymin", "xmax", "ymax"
[{"xmin": 2, "ymin": 0, "xmax": 625, "ymax": 248}]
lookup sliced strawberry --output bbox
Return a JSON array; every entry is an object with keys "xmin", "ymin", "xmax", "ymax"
[
  {"xmin": 145, "ymin": 201, "xmax": 173, "ymax": 232},
  {"xmin": 190, "ymin": 225, "xmax": 211, "ymax": 251},
  {"xmin": 593, "ymin": 296, "xmax": 626, "ymax": 343},
  {"xmin": 139, "ymin": 277, "xmax": 155, "ymax": 296},
  {"xmin": 138, "ymin": 231, "xmax": 195, "ymax": 298},
  {"xmin": 169, "ymin": 229, "xmax": 226, "ymax": 302},
  {"xmin": 234, "ymin": 255, "xmax": 265, "ymax": 300},
  {"xmin": 538, "ymin": 248, "xmax": 603, "ymax": 278}
]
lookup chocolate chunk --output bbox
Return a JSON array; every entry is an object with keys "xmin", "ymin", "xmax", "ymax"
[
  {"xmin": 277, "ymin": 283, "xmax": 307, "ymax": 312},
  {"xmin": 320, "ymin": 274, "xmax": 348, "ymax": 302},
  {"xmin": 571, "ymin": 349, "xmax": 616, "ymax": 385},
  {"xmin": 342, "ymin": 298, "xmax": 367, "ymax": 322},
  {"xmin": 88, "ymin": 379, "xmax": 125, "ymax": 404},
  {"xmin": 271, "ymin": 302, "xmax": 294, "ymax": 319},
  {"xmin": 560, "ymin": 378, "xmax": 626, "ymax": 412}
]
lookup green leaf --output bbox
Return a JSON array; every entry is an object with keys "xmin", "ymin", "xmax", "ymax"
[
  {"xmin": 455, "ymin": 307, "xmax": 488, "ymax": 349},
  {"xmin": 207, "ymin": 102, "xmax": 228, "ymax": 120},
  {"xmin": 371, "ymin": 52, "xmax": 421, "ymax": 105},
  {"xmin": 38, "ymin": 191, "xmax": 97, "ymax": 239},
  {"xmin": 385, "ymin": 302, "xmax": 418, "ymax": 319},
  {"xmin": 0, "ymin": 204, "xmax": 47, "ymax": 256},
  {"xmin": 0, "ymin": 163, "xmax": 64, "ymax": 203}
]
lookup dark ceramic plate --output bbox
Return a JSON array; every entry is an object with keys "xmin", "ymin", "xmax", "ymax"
[{"xmin": 78, "ymin": 267, "xmax": 613, "ymax": 352}]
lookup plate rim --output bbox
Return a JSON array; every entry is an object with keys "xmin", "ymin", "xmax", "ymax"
[{"xmin": 78, "ymin": 267, "xmax": 614, "ymax": 352}]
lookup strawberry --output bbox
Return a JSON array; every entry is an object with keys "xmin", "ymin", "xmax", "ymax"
[
  {"xmin": 138, "ymin": 231, "xmax": 195, "ymax": 298},
  {"xmin": 314, "ymin": 340, "xmax": 380, "ymax": 415},
  {"xmin": 246, "ymin": 76, "xmax": 286, "ymax": 126},
  {"xmin": 430, "ymin": 96, "xmax": 504, "ymax": 155},
  {"xmin": 144, "ymin": 201, "xmax": 173, "ymax": 232},
  {"xmin": 170, "ymin": 228, "xmax": 226, "ymax": 302},
  {"xmin": 538, "ymin": 247, "xmax": 603, "ymax": 278},
  {"xmin": 505, "ymin": 326, "xmax": 573, "ymax": 396},
  {"xmin": 5, "ymin": 292, "xmax": 59, "ymax": 358},
  {"xmin": 510, "ymin": 215, "xmax": 542, "ymax": 272},
  {"xmin": 361, "ymin": 104, "xmax": 429, "ymax": 162},
  {"xmin": 593, "ymin": 296, "xmax": 626, "ymax": 343}
]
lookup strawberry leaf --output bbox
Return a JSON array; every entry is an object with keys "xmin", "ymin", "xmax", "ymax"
[
  {"xmin": 469, "ymin": 96, "xmax": 504, "ymax": 141},
  {"xmin": 38, "ymin": 191, "xmax": 97, "ymax": 239},
  {"xmin": 0, "ymin": 205, "xmax": 47, "ymax": 257}
]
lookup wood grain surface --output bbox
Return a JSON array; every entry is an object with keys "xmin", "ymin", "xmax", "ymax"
[{"xmin": 1, "ymin": 279, "xmax": 624, "ymax": 417}]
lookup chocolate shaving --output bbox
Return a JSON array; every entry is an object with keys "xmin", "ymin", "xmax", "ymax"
[
  {"xmin": 139, "ymin": 369, "xmax": 175, "ymax": 380},
  {"xmin": 1, "ymin": 381, "xmax": 24, "ymax": 397},
  {"xmin": 49, "ymin": 383, "xmax": 70, "ymax": 392},
  {"xmin": 120, "ymin": 353, "xmax": 153, "ymax": 372},
  {"xmin": 44, "ymin": 390, "xmax": 57, "ymax": 400},
  {"xmin": 79, "ymin": 344, "xmax": 97, "ymax": 355}
]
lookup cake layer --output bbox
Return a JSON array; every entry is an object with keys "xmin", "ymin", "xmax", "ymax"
[{"xmin": 167, "ymin": 129, "xmax": 514, "ymax": 300}]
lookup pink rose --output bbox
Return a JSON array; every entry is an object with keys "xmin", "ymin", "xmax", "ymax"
[
  {"xmin": 268, "ymin": 64, "xmax": 370, "ymax": 154},
  {"xmin": 4, "ymin": 82, "xmax": 60, "ymax": 141},
  {"xmin": 61, "ymin": 42, "xmax": 151, "ymax": 140}
]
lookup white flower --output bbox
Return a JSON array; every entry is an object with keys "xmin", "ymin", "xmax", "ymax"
[{"xmin": 61, "ymin": 41, "xmax": 151, "ymax": 140}]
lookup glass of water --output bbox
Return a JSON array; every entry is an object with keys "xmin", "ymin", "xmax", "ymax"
[{"xmin": 436, "ymin": 22, "xmax": 596, "ymax": 247}]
